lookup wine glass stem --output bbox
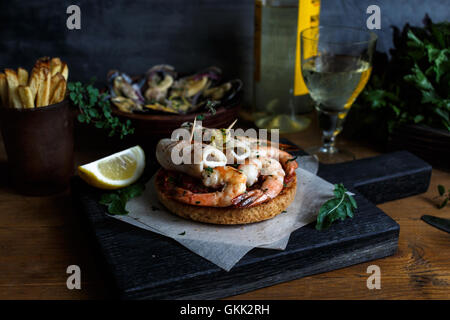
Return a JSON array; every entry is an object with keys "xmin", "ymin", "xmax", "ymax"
[
  {"xmin": 316, "ymin": 104, "xmax": 342, "ymax": 154},
  {"xmin": 322, "ymin": 134, "xmax": 336, "ymax": 152}
]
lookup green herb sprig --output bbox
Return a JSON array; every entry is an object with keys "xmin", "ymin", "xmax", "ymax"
[
  {"xmin": 204, "ymin": 166, "xmax": 214, "ymax": 174},
  {"xmin": 316, "ymin": 184, "xmax": 357, "ymax": 231},
  {"xmin": 205, "ymin": 100, "xmax": 219, "ymax": 115},
  {"xmin": 68, "ymin": 81, "xmax": 135, "ymax": 139},
  {"xmin": 99, "ymin": 182, "xmax": 145, "ymax": 215},
  {"xmin": 436, "ymin": 184, "xmax": 450, "ymax": 209},
  {"xmin": 346, "ymin": 16, "xmax": 450, "ymax": 142},
  {"xmin": 195, "ymin": 100, "xmax": 220, "ymax": 121}
]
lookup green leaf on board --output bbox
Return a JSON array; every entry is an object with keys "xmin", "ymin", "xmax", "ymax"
[
  {"xmin": 316, "ymin": 184, "xmax": 357, "ymax": 231},
  {"xmin": 99, "ymin": 181, "xmax": 146, "ymax": 215}
]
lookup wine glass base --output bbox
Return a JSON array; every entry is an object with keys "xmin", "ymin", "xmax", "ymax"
[{"xmin": 306, "ymin": 146, "xmax": 355, "ymax": 164}]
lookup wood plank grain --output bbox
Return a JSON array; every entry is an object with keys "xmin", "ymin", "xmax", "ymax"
[
  {"xmin": 230, "ymin": 127, "xmax": 450, "ymax": 299},
  {"xmin": 228, "ymin": 218, "xmax": 450, "ymax": 300}
]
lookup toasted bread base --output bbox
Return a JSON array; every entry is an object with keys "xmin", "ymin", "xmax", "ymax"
[{"xmin": 155, "ymin": 169, "xmax": 297, "ymax": 225}]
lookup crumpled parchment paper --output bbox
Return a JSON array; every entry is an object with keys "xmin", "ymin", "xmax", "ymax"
[{"xmin": 111, "ymin": 156, "xmax": 335, "ymax": 271}]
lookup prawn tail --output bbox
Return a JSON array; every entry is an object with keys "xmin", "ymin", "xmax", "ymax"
[
  {"xmin": 244, "ymin": 193, "xmax": 271, "ymax": 208},
  {"xmin": 231, "ymin": 190, "xmax": 263, "ymax": 208},
  {"xmin": 284, "ymin": 172, "xmax": 296, "ymax": 184},
  {"xmin": 283, "ymin": 159, "xmax": 298, "ymax": 178}
]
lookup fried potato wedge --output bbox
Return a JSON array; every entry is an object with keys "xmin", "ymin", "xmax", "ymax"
[
  {"xmin": 0, "ymin": 73, "xmax": 7, "ymax": 107},
  {"xmin": 4, "ymin": 69, "xmax": 22, "ymax": 108},
  {"xmin": 18, "ymin": 67, "xmax": 29, "ymax": 86},
  {"xmin": 18, "ymin": 85, "xmax": 35, "ymax": 108},
  {"xmin": 50, "ymin": 57, "xmax": 62, "ymax": 76},
  {"xmin": 1, "ymin": 57, "xmax": 67, "ymax": 108},
  {"xmin": 36, "ymin": 67, "xmax": 51, "ymax": 107},
  {"xmin": 35, "ymin": 56, "xmax": 51, "ymax": 70},
  {"xmin": 50, "ymin": 79, "xmax": 66, "ymax": 105},
  {"xmin": 50, "ymin": 73, "xmax": 65, "ymax": 98},
  {"xmin": 61, "ymin": 63, "xmax": 69, "ymax": 81},
  {"xmin": 28, "ymin": 67, "xmax": 40, "ymax": 99}
]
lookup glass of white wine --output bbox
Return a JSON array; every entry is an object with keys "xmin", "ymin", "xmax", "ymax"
[{"xmin": 300, "ymin": 26, "xmax": 377, "ymax": 163}]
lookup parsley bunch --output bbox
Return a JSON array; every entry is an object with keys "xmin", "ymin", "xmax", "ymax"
[
  {"xmin": 68, "ymin": 81, "xmax": 135, "ymax": 139},
  {"xmin": 346, "ymin": 16, "xmax": 450, "ymax": 141},
  {"xmin": 316, "ymin": 184, "xmax": 357, "ymax": 230}
]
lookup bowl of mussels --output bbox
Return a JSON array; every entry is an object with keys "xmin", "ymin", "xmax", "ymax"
[{"xmin": 107, "ymin": 65, "xmax": 243, "ymax": 140}]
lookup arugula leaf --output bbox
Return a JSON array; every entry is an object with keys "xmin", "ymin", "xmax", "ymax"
[
  {"xmin": 439, "ymin": 198, "xmax": 449, "ymax": 209},
  {"xmin": 436, "ymin": 184, "xmax": 450, "ymax": 209},
  {"xmin": 99, "ymin": 182, "xmax": 146, "ymax": 215},
  {"xmin": 438, "ymin": 184, "xmax": 445, "ymax": 196},
  {"xmin": 316, "ymin": 184, "xmax": 357, "ymax": 230}
]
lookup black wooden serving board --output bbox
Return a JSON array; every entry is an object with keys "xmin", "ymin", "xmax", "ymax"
[{"xmin": 72, "ymin": 146, "xmax": 431, "ymax": 300}]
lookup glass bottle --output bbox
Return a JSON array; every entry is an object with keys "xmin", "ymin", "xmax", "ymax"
[{"xmin": 252, "ymin": 0, "xmax": 320, "ymax": 133}]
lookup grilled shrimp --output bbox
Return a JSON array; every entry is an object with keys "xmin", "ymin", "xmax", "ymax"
[
  {"xmin": 234, "ymin": 136, "xmax": 298, "ymax": 181},
  {"xmin": 172, "ymin": 166, "xmax": 247, "ymax": 207},
  {"xmin": 232, "ymin": 157, "xmax": 285, "ymax": 208},
  {"xmin": 250, "ymin": 145, "xmax": 298, "ymax": 183},
  {"xmin": 237, "ymin": 157, "xmax": 262, "ymax": 187}
]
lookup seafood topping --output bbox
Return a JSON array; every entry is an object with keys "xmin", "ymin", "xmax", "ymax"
[{"xmin": 155, "ymin": 124, "xmax": 299, "ymax": 208}]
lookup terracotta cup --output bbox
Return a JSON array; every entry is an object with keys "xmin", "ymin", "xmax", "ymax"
[{"xmin": 0, "ymin": 100, "xmax": 74, "ymax": 195}]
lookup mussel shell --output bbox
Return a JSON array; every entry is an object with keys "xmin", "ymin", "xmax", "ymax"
[
  {"xmin": 146, "ymin": 64, "xmax": 177, "ymax": 82},
  {"xmin": 107, "ymin": 66, "xmax": 242, "ymax": 115},
  {"xmin": 144, "ymin": 102, "xmax": 179, "ymax": 114},
  {"xmin": 185, "ymin": 76, "xmax": 209, "ymax": 98},
  {"xmin": 223, "ymin": 79, "xmax": 243, "ymax": 101},
  {"xmin": 113, "ymin": 77, "xmax": 140, "ymax": 101},
  {"xmin": 108, "ymin": 70, "xmax": 146, "ymax": 105},
  {"xmin": 203, "ymin": 82, "xmax": 233, "ymax": 100},
  {"xmin": 189, "ymin": 78, "xmax": 243, "ymax": 113},
  {"xmin": 111, "ymin": 96, "xmax": 139, "ymax": 113},
  {"xmin": 190, "ymin": 66, "xmax": 222, "ymax": 81}
]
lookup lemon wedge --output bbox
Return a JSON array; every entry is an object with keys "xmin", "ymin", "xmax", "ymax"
[{"xmin": 78, "ymin": 146, "xmax": 145, "ymax": 190}]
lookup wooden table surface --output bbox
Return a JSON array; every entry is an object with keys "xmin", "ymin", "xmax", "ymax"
[{"xmin": 0, "ymin": 117, "xmax": 449, "ymax": 300}]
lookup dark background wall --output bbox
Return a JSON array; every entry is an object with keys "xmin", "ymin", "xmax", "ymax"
[
  {"xmin": 0, "ymin": 0, "xmax": 449, "ymax": 104},
  {"xmin": 321, "ymin": 0, "xmax": 450, "ymax": 53}
]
